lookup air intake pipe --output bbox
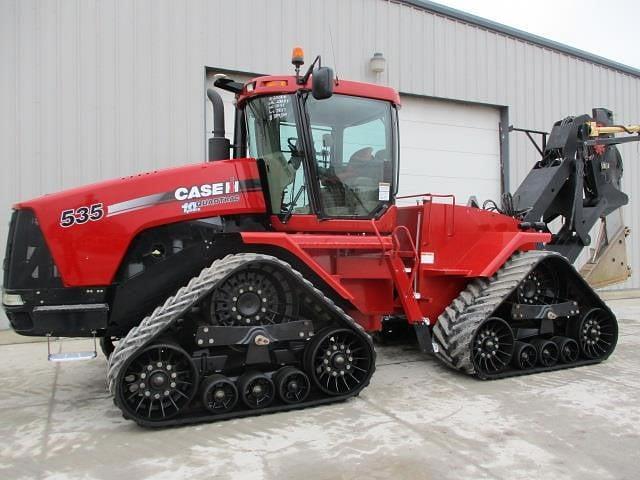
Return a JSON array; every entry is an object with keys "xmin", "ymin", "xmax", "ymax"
[{"xmin": 207, "ymin": 88, "xmax": 231, "ymax": 161}]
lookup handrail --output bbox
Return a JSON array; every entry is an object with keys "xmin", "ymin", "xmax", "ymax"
[
  {"xmin": 397, "ymin": 192, "xmax": 457, "ymax": 203},
  {"xmin": 402, "ymin": 193, "xmax": 456, "ymax": 239},
  {"xmin": 391, "ymin": 225, "xmax": 420, "ymax": 287},
  {"xmin": 370, "ymin": 218, "xmax": 388, "ymax": 252},
  {"xmin": 391, "ymin": 225, "xmax": 418, "ymax": 257}
]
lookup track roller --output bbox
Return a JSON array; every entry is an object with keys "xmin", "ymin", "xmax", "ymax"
[
  {"xmin": 530, "ymin": 339, "xmax": 559, "ymax": 367},
  {"xmin": 511, "ymin": 341, "xmax": 537, "ymax": 369},
  {"xmin": 274, "ymin": 367, "xmax": 310, "ymax": 404},
  {"xmin": 201, "ymin": 375, "xmax": 238, "ymax": 414},
  {"xmin": 550, "ymin": 336, "xmax": 579, "ymax": 364},
  {"xmin": 238, "ymin": 371, "xmax": 275, "ymax": 409}
]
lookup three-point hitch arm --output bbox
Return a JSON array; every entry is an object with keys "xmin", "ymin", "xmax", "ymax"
[{"xmin": 510, "ymin": 108, "xmax": 640, "ymax": 264}]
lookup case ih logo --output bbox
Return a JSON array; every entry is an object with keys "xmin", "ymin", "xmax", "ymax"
[{"xmin": 174, "ymin": 180, "xmax": 241, "ymax": 214}]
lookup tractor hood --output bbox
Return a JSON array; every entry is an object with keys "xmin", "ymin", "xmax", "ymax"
[{"xmin": 14, "ymin": 159, "xmax": 266, "ymax": 286}]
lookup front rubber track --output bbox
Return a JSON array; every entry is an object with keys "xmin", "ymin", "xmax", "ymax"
[{"xmin": 109, "ymin": 253, "xmax": 376, "ymax": 427}]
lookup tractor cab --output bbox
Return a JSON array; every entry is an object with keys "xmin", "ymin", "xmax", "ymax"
[{"xmin": 217, "ymin": 50, "xmax": 401, "ymax": 226}]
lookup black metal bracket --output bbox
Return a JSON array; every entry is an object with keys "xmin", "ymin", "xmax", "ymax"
[
  {"xmin": 510, "ymin": 109, "xmax": 629, "ymax": 263},
  {"xmin": 195, "ymin": 320, "xmax": 315, "ymax": 366},
  {"xmin": 413, "ymin": 320, "xmax": 434, "ymax": 354},
  {"xmin": 511, "ymin": 301, "xmax": 579, "ymax": 320},
  {"xmin": 195, "ymin": 320, "xmax": 314, "ymax": 347},
  {"xmin": 509, "ymin": 126, "xmax": 548, "ymax": 156}
]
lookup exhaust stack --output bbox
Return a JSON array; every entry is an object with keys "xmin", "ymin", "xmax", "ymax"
[{"xmin": 206, "ymin": 88, "xmax": 231, "ymax": 161}]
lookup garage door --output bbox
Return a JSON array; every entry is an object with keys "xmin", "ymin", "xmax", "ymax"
[{"xmin": 398, "ymin": 96, "xmax": 502, "ymax": 206}]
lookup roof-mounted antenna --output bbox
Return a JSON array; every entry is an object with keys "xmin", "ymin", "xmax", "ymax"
[{"xmin": 328, "ymin": 25, "xmax": 339, "ymax": 84}]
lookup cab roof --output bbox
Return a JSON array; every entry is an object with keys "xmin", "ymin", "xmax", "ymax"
[{"xmin": 236, "ymin": 75, "xmax": 401, "ymax": 107}]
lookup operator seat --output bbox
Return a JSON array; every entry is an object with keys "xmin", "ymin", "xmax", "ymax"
[
  {"xmin": 346, "ymin": 147, "xmax": 384, "ymax": 213},
  {"xmin": 262, "ymin": 152, "xmax": 296, "ymax": 213}
]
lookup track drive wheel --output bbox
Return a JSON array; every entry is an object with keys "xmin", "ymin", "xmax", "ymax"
[
  {"xmin": 530, "ymin": 339, "xmax": 559, "ymax": 367},
  {"xmin": 305, "ymin": 328, "xmax": 375, "ymax": 396},
  {"xmin": 516, "ymin": 263, "xmax": 559, "ymax": 305},
  {"xmin": 209, "ymin": 264, "xmax": 297, "ymax": 326},
  {"xmin": 201, "ymin": 375, "xmax": 238, "ymax": 414},
  {"xmin": 238, "ymin": 371, "xmax": 275, "ymax": 409},
  {"xmin": 471, "ymin": 317, "xmax": 514, "ymax": 375},
  {"xmin": 550, "ymin": 336, "xmax": 579, "ymax": 363},
  {"xmin": 569, "ymin": 308, "xmax": 618, "ymax": 360},
  {"xmin": 511, "ymin": 341, "xmax": 537, "ymax": 369},
  {"xmin": 116, "ymin": 343, "xmax": 199, "ymax": 423}
]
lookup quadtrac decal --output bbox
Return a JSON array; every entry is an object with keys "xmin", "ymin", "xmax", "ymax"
[
  {"xmin": 102, "ymin": 178, "xmax": 259, "ymax": 219},
  {"xmin": 174, "ymin": 180, "xmax": 240, "ymax": 214},
  {"xmin": 59, "ymin": 203, "xmax": 104, "ymax": 227}
]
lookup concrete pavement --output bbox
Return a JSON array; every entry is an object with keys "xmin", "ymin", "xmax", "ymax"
[{"xmin": 0, "ymin": 298, "xmax": 638, "ymax": 480}]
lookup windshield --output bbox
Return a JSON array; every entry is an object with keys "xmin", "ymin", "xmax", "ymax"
[
  {"xmin": 305, "ymin": 94, "xmax": 396, "ymax": 217},
  {"xmin": 245, "ymin": 93, "xmax": 397, "ymax": 218},
  {"xmin": 245, "ymin": 94, "xmax": 309, "ymax": 214}
]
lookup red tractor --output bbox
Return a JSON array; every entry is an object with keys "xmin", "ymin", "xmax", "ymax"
[{"xmin": 3, "ymin": 50, "xmax": 638, "ymax": 427}]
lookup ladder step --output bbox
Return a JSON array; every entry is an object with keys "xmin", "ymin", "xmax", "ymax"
[
  {"xmin": 48, "ymin": 351, "xmax": 97, "ymax": 362},
  {"xmin": 47, "ymin": 334, "xmax": 98, "ymax": 362}
]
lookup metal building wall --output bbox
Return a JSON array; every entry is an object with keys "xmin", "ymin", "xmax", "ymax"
[{"xmin": 1, "ymin": 0, "xmax": 639, "ymax": 329}]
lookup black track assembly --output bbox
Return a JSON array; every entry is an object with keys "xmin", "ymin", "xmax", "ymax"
[
  {"xmin": 432, "ymin": 250, "xmax": 618, "ymax": 380},
  {"xmin": 108, "ymin": 254, "xmax": 376, "ymax": 427}
]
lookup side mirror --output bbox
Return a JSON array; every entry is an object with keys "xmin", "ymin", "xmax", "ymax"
[{"xmin": 312, "ymin": 67, "xmax": 334, "ymax": 100}]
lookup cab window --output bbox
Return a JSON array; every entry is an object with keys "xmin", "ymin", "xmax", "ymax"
[
  {"xmin": 306, "ymin": 94, "xmax": 395, "ymax": 217},
  {"xmin": 245, "ymin": 94, "xmax": 309, "ymax": 214}
]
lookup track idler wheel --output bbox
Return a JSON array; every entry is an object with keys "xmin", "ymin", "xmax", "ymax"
[
  {"xmin": 550, "ymin": 336, "xmax": 580, "ymax": 364},
  {"xmin": 569, "ymin": 308, "xmax": 618, "ymax": 360},
  {"xmin": 530, "ymin": 339, "xmax": 559, "ymax": 367},
  {"xmin": 305, "ymin": 328, "xmax": 375, "ymax": 396},
  {"xmin": 201, "ymin": 375, "xmax": 238, "ymax": 414},
  {"xmin": 238, "ymin": 371, "xmax": 275, "ymax": 409},
  {"xmin": 471, "ymin": 317, "xmax": 514, "ymax": 375},
  {"xmin": 511, "ymin": 341, "xmax": 537, "ymax": 369},
  {"xmin": 274, "ymin": 367, "xmax": 311, "ymax": 404},
  {"xmin": 116, "ymin": 343, "xmax": 199, "ymax": 423}
]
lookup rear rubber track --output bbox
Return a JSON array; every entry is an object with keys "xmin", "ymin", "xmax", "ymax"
[{"xmin": 432, "ymin": 250, "xmax": 608, "ymax": 379}]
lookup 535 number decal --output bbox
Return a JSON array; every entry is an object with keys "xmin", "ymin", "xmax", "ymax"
[{"xmin": 59, "ymin": 203, "xmax": 104, "ymax": 227}]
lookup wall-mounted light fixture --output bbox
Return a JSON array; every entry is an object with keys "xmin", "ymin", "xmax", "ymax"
[{"xmin": 369, "ymin": 52, "xmax": 386, "ymax": 74}]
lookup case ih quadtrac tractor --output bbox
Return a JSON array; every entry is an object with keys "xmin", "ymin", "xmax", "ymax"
[{"xmin": 3, "ymin": 50, "xmax": 639, "ymax": 427}]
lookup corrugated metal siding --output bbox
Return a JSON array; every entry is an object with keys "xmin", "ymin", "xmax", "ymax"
[{"xmin": 1, "ymin": 0, "xmax": 639, "ymax": 329}]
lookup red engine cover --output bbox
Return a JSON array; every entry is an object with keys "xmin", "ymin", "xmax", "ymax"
[{"xmin": 16, "ymin": 159, "xmax": 266, "ymax": 287}]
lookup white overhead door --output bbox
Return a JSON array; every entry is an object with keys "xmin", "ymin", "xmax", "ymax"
[{"xmin": 398, "ymin": 96, "xmax": 502, "ymax": 206}]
